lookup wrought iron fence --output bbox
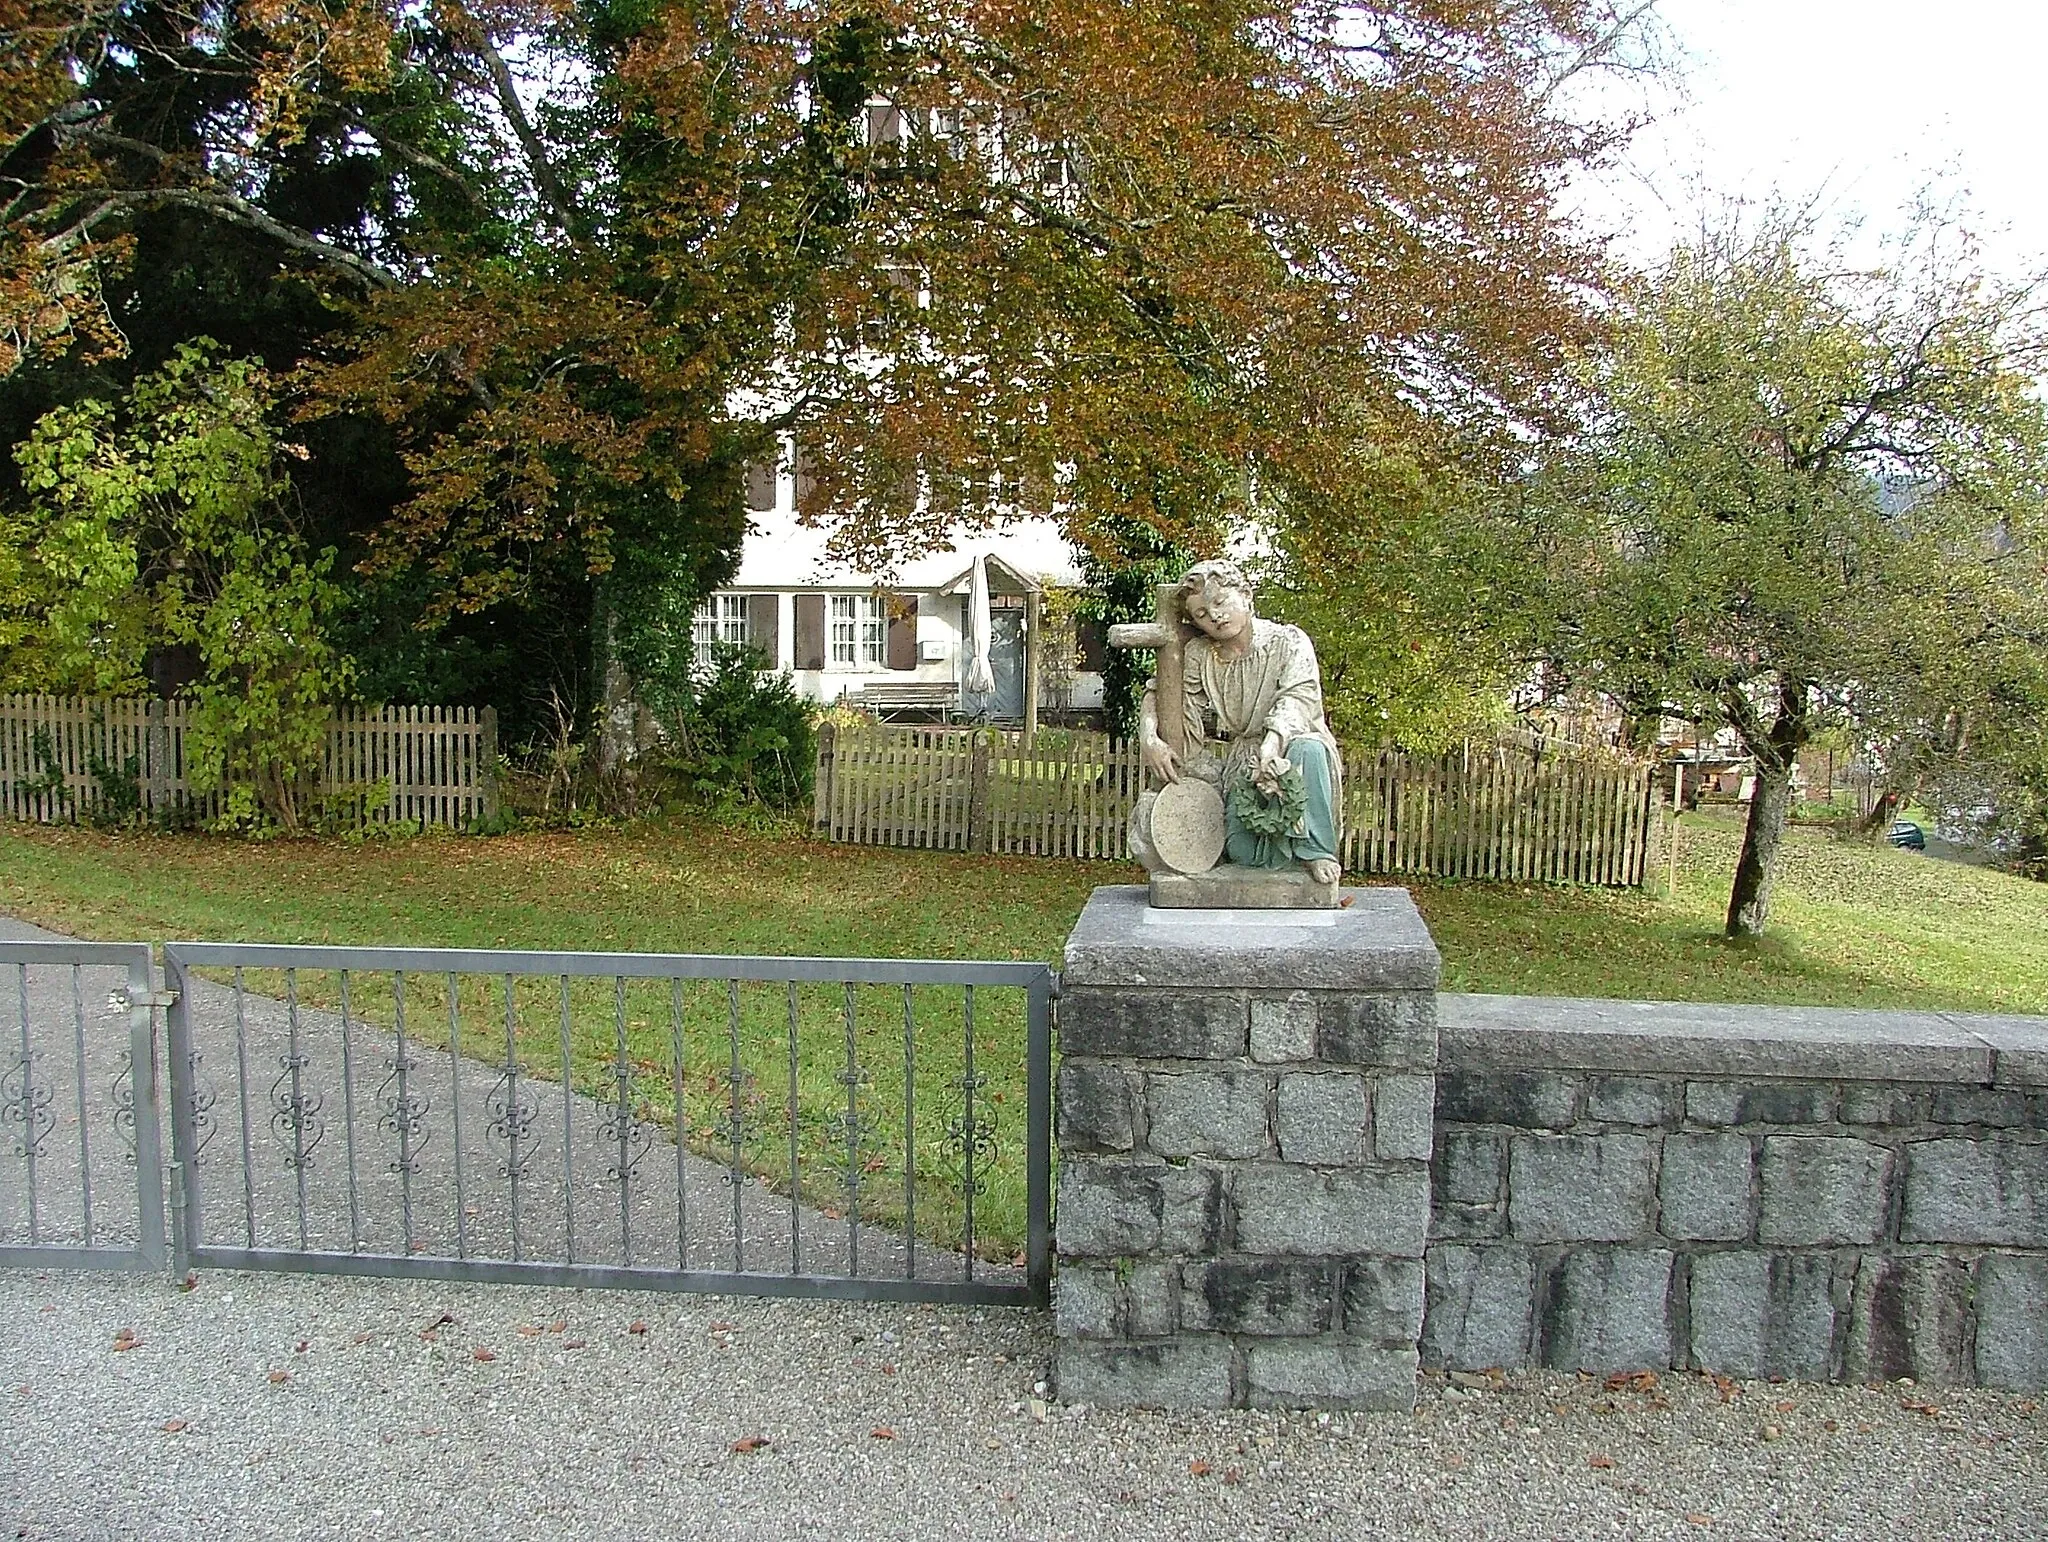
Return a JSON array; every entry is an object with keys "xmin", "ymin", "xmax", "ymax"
[
  {"xmin": 0, "ymin": 941, "xmax": 167, "ymax": 1272},
  {"xmin": 160, "ymin": 943, "xmax": 1052, "ymax": 1306}
]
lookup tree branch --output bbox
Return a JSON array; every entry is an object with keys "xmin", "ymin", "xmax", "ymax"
[{"xmin": 441, "ymin": 0, "xmax": 580, "ymax": 232}]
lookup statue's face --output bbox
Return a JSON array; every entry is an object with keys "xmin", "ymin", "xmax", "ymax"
[{"xmin": 1185, "ymin": 582, "xmax": 1252, "ymax": 643}]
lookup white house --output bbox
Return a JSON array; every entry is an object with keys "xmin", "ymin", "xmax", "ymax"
[{"xmin": 693, "ymin": 442, "xmax": 1106, "ymax": 728}]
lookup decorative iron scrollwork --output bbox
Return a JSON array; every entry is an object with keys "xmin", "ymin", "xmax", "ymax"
[
  {"xmin": 598, "ymin": 1056, "xmax": 655, "ymax": 1183},
  {"xmin": 184, "ymin": 1050, "xmax": 220, "ymax": 1166},
  {"xmin": 945, "ymin": 1070, "xmax": 1001, "ymax": 1197},
  {"xmin": 484, "ymin": 1063, "xmax": 539, "ymax": 1180},
  {"xmin": 1, "ymin": 1052, "xmax": 54, "ymax": 1160},
  {"xmin": 111, "ymin": 1050, "xmax": 137, "ymax": 1164},
  {"xmin": 268, "ymin": 1052, "xmax": 325, "ymax": 1170},
  {"xmin": 376, "ymin": 1053, "xmax": 431, "ymax": 1173}
]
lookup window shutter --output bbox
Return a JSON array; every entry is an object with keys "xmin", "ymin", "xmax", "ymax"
[
  {"xmin": 1075, "ymin": 616, "xmax": 1107, "ymax": 674},
  {"xmin": 794, "ymin": 594, "xmax": 826, "ymax": 670},
  {"xmin": 747, "ymin": 594, "xmax": 779, "ymax": 665},
  {"xmin": 886, "ymin": 593, "xmax": 917, "ymax": 671},
  {"xmin": 744, "ymin": 459, "xmax": 777, "ymax": 512},
  {"xmin": 793, "ymin": 442, "xmax": 818, "ymax": 512}
]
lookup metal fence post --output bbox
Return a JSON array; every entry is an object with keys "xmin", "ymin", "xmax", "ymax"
[
  {"xmin": 161, "ymin": 950, "xmax": 200, "ymax": 1274},
  {"xmin": 125, "ymin": 954, "xmax": 170, "ymax": 1272}
]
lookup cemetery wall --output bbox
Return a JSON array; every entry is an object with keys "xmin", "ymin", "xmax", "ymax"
[
  {"xmin": 1425, "ymin": 995, "xmax": 2048, "ymax": 1391},
  {"xmin": 1051, "ymin": 891, "xmax": 2048, "ymax": 1405}
]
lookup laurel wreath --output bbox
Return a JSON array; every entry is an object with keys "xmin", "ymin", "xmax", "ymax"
[{"xmin": 1226, "ymin": 764, "xmax": 1308, "ymax": 838}]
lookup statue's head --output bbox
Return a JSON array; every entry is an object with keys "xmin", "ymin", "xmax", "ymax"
[{"xmin": 1178, "ymin": 560, "xmax": 1255, "ymax": 643}]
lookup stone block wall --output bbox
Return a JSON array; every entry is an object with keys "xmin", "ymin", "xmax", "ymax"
[
  {"xmin": 1426, "ymin": 996, "xmax": 2048, "ymax": 1391},
  {"xmin": 1053, "ymin": 890, "xmax": 2048, "ymax": 1407},
  {"xmin": 1053, "ymin": 887, "xmax": 1441, "ymax": 1411}
]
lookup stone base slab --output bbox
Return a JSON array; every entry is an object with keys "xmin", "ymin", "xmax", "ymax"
[{"xmin": 1150, "ymin": 863, "xmax": 1338, "ymax": 909}]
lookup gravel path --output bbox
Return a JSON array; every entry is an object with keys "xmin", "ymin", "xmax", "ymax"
[{"xmin": 2, "ymin": 1267, "xmax": 2043, "ymax": 1541}]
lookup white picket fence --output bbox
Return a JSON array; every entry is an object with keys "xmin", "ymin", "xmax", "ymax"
[{"xmin": 0, "ymin": 696, "xmax": 498, "ymax": 829}]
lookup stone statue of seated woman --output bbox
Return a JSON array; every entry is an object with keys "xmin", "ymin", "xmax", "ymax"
[{"xmin": 1133, "ymin": 560, "xmax": 1343, "ymax": 901}]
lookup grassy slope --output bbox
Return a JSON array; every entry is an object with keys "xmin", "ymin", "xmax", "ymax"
[{"xmin": 1, "ymin": 804, "xmax": 2042, "ymax": 1013}]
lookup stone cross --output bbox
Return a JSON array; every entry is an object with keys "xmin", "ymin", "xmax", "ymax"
[{"xmin": 1107, "ymin": 581, "xmax": 1193, "ymax": 768}]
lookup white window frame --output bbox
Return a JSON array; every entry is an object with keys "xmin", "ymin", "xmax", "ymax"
[
  {"xmin": 829, "ymin": 594, "xmax": 886, "ymax": 669},
  {"xmin": 830, "ymin": 594, "xmax": 858, "ymax": 666},
  {"xmin": 695, "ymin": 593, "xmax": 752, "ymax": 664},
  {"xmin": 692, "ymin": 597, "xmax": 718, "ymax": 664}
]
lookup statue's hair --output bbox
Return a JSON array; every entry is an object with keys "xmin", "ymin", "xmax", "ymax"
[{"xmin": 1178, "ymin": 559, "xmax": 1254, "ymax": 611}]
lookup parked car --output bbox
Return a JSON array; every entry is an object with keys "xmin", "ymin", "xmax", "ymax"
[{"xmin": 1886, "ymin": 820, "xmax": 1927, "ymax": 851}]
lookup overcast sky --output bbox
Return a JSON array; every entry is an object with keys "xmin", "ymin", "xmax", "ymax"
[{"xmin": 1568, "ymin": 0, "xmax": 2048, "ymax": 277}]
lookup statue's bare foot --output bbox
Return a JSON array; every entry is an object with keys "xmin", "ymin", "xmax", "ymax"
[{"xmin": 1307, "ymin": 857, "xmax": 1341, "ymax": 886}]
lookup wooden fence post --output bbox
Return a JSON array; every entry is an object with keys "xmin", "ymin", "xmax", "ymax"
[
  {"xmin": 968, "ymin": 731, "xmax": 992, "ymax": 854},
  {"xmin": 479, "ymin": 705, "xmax": 500, "ymax": 819},
  {"xmin": 813, "ymin": 720, "xmax": 837, "ymax": 833}
]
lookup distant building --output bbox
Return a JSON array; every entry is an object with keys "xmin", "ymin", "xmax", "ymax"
[{"xmin": 695, "ymin": 442, "xmax": 1105, "ymax": 727}]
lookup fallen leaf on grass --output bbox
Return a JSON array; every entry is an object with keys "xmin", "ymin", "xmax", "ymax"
[
  {"xmin": 879, "ymin": 1364, "xmax": 897, "ymax": 1377},
  {"xmin": 626, "ymin": 1321, "xmax": 649, "ymax": 1336},
  {"xmin": 266, "ymin": 1371, "xmax": 289, "ymax": 1385},
  {"xmin": 350, "ymin": 1332, "xmax": 374, "ymax": 1345},
  {"xmin": 1222, "ymin": 1467, "xmax": 1243, "ymax": 1485},
  {"xmin": 515, "ymin": 1325, "xmax": 543, "ymax": 1338},
  {"xmin": 730, "ymin": 1436, "xmax": 770, "ymax": 1454},
  {"xmin": 1605, "ymin": 1370, "xmax": 1658, "ymax": 1394},
  {"xmin": 472, "ymin": 1348, "xmax": 496, "ymax": 1363},
  {"xmin": 563, "ymin": 1339, "xmax": 587, "ymax": 1350},
  {"xmin": 1902, "ymin": 1399, "xmax": 1942, "ymax": 1417},
  {"xmin": 1685, "ymin": 1515, "xmax": 1713, "ymax": 1527},
  {"xmin": 1773, "ymin": 1400, "xmax": 1797, "ymax": 1413},
  {"xmin": 294, "ymin": 1340, "xmax": 309, "ymax": 1354},
  {"xmin": 709, "ymin": 1321, "xmax": 736, "ymax": 1333},
  {"xmin": 870, "ymin": 1426, "xmax": 896, "ymax": 1441},
  {"xmin": 111, "ymin": 1328, "xmax": 141, "ymax": 1352},
  {"xmin": 549, "ymin": 1320, "xmax": 568, "ymax": 1333},
  {"xmin": 1188, "ymin": 1460, "xmax": 1212, "ymax": 1477},
  {"xmin": 1711, "ymin": 1375, "xmax": 1738, "ymax": 1403},
  {"xmin": 161, "ymin": 1419, "xmax": 187, "ymax": 1433},
  {"xmin": 1588, "ymin": 1455, "xmax": 1616, "ymax": 1469}
]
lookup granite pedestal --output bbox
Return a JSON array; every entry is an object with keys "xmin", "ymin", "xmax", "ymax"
[{"xmin": 1054, "ymin": 885, "xmax": 1441, "ymax": 1409}]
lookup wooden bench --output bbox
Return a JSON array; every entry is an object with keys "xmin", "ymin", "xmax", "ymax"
[{"xmin": 857, "ymin": 681, "xmax": 961, "ymax": 720}]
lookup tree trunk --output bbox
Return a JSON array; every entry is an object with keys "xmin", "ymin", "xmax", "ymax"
[{"xmin": 1724, "ymin": 677, "xmax": 1810, "ymax": 941}]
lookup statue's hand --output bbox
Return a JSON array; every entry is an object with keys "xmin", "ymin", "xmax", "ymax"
[{"xmin": 1141, "ymin": 734, "xmax": 1181, "ymax": 786}]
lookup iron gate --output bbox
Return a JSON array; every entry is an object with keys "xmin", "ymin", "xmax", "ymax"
[
  {"xmin": 0, "ymin": 941, "xmax": 167, "ymax": 1272},
  {"xmin": 3, "ymin": 940, "xmax": 1051, "ymax": 1307}
]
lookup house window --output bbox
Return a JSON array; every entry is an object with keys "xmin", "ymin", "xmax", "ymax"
[
  {"xmin": 695, "ymin": 593, "xmax": 751, "ymax": 663},
  {"xmin": 830, "ymin": 594, "xmax": 886, "ymax": 667}
]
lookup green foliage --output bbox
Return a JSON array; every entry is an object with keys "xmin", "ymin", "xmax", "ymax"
[
  {"xmin": 659, "ymin": 643, "xmax": 815, "ymax": 812},
  {"xmin": 1255, "ymin": 438, "xmax": 1535, "ymax": 751},
  {"xmin": 1071, "ymin": 514, "xmax": 1194, "ymax": 738},
  {"xmin": 1540, "ymin": 209, "xmax": 2048, "ymax": 934},
  {"xmin": 2, "ymin": 342, "xmax": 357, "ymax": 832}
]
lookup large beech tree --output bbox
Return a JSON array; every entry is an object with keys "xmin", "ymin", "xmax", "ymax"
[
  {"xmin": 1546, "ymin": 214, "xmax": 2048, "ymax": 939},
  {"xmin": 3, "ymin": 0, "xmax": 1650, "ymax": 728}
]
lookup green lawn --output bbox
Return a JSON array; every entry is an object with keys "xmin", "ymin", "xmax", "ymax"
[
  {"xmin": 2, "ymin": 805, "xmax": 2041, "ymax": 1013},
  {"xmin": 3, "ymin": 807, "xmax": 2042, "ymax": 1256}
]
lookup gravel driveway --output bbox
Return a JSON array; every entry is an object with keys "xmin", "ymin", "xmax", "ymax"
[{"xmin": 3, "ymin": 1266, "xmax": 2043, "ymax": 1541}]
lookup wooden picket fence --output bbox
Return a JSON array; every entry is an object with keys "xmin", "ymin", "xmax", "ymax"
[
  {"xmin": 0, "ymin": 696, "xmax": 498, "ymax": 829},
  {"xmin": 815, "ymin": 722, "xmax": 1659, "ymax": 887}
]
